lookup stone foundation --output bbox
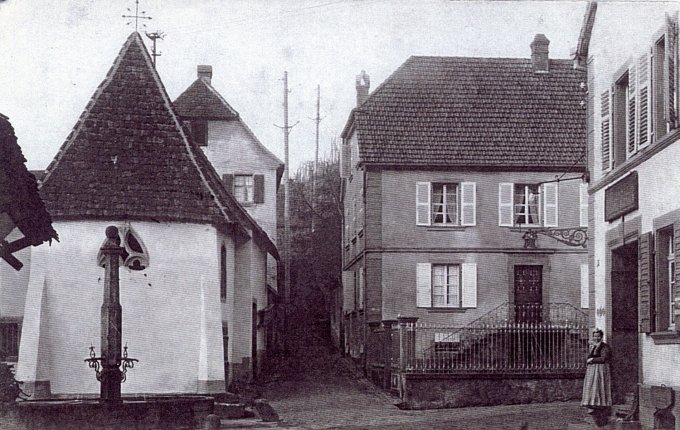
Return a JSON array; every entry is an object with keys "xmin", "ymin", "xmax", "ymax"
[
  {"xmin": 401, "ymin": 373, "xmax": 584, "ymax": 409},
  {"xmin": 0, "ymin": 396, "xmax": 214, "ymax": 430}
]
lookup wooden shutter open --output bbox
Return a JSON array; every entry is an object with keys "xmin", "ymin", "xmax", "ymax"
[
  {"xmin": 627, "ymin": 64, "xmax": 638, "ymax": 158},
  {"xmin": 460, "ymin": 182, "xmax": 476, "ymax": 226},
  {"xmin": 498, "ymin": 183, "xmax": 514, "ymax": 227},
  {"xmin": 580, "ymin": 263, "xmax": 589, "ymax": 309},
  {"xmin": 342, "ymin": 270, "xmax": 356, "ymax": 310},
  {"xmin": 461, "ymin": 263, "xmax": 477, "ymax": 308},
  {"xmin": 542, "ymin": 182, "xmax": 558, "ymax": 227},
  {"xmin": 580, "ymin": 183, "xmax": 589, "ymax": 228},
  {"xmin": 222, "ymin": 174, "xmax": 234, "ymax": 195},
  {"xmin": 341, "ymin": 144, "xmax": 351, "ymax": 178},
  {"xmin": 666, "ymin": 13, "xmax": 678, "ymax": 131},
  {"xmin": 416, "ymin": 263, "xmax": 432, "ymax": 308},
  {"xmin": 601, "ymin": 90, "xmax": 612, "ymax": 172},
  {"xmin": 638, "ymin": 53, "xmax": 651, "ymax": 149},
  {"xmin": 253, "ymin": 175, "xmax": 265, "ymax": 203},
  {"xmin": 674, "ymin": 223, "xmax": 680, "ymax": 308},
  {"xmin": 639, "ymin": 231, "xmax": 655, "ymax": 334},
  {"xmin": 416, "ymin": 182, "xmax": 431, "ymax": 226}
]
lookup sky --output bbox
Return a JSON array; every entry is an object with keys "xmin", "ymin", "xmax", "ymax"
[{"xmin": 0, "ymin": 0, "xmax": 597, "ymax": 172}]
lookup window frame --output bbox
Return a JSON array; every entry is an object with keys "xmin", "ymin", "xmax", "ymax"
[
  {"xmin": 416, "ymin": 181, "xmax": 476, "ymax": 227},
  {"xmin": 233, "ymin": 174, "xmax": 255, "ymax": 204},
  {"xmin": 432, "ymin": 263, "xmax": 462, "ymax": 308}
]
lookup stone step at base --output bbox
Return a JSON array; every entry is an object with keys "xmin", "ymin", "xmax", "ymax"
[
  {"xmin": 568, "ymin": 417, "xmax": 640, "ymax": 430},
  {"xmin": 214, "ymin": 402, "xmax": 251, "ymax": 419},
  {"xmin": 219, "ymin": 418, "xmax": 281, "ymax": 429}
]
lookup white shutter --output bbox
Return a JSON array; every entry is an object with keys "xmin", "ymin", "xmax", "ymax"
[
  {"xmin": 580, "ymin": 263, "xmax": 589, "ymax": 309},
  {"xmin": 580, "ymin": 183, "xmax": 589, "ymax": 228},
  {"xmin": 461, "ymin": 263, "xmax": 477, "ymax": 308},
  {"xmin": 416, "ymin": 182, "xmax": 431, "ymax": 226},
  {"xmin": 601, "ymin": 90, "xmax": 612, "ymax": 172},
  {"xmin": 460, "ymin": 182, "xmax": 476, "ymax": 226},
  {"xmin": 626, "ymin": 63, "xmax": 638, "ymax": 158},
  {"xmin": 498, "ymin": 183, "xmax": 514, "ymax": 226},
  {"xmin": 416, "ymin": 263, "xmax": 432, "ymax": 308},
  {"xmin": 358, "ymin": 267, "xmax": 365, "ymax": 310},
  {"xmin": 542, "ymin": 182, "xmax": 558, "ymax": 227},
  {"xmin": 342, "ymin": 270, "xmax": 355, "ymax": 310},
  {"xmin": 666, "ymin": 12, "xmax": 678, "ymax": 131},
  {"xmin": 638, "ymin": 53, "xmax": 650, "ymax": 149}
]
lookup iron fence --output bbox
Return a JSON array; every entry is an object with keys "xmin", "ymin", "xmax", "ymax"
[{"xmin": 404, "ymin": 304, "xmax": 589, "ymax": 374}]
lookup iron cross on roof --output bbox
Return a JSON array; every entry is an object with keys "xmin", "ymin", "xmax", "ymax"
[{"xmin": 122, "ymin": 0, "xmax": 152, "ymax": 32}]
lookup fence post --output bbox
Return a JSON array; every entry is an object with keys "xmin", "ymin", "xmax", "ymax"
[
  {"xmin": 367, "ymin": 321, "xmax": 381, "ymax": 382},
  {"xmin": 381, "ymin": 319, "xmax": 397, "ymax": 389},
  {"xmin": 397, "ymin": 317, "xmax": 418, "ymax": 372}
]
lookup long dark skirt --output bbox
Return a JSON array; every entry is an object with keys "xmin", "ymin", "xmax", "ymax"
[{"xmin": 581, "ymin": 363, "xmax": 612, "ymax": 408}]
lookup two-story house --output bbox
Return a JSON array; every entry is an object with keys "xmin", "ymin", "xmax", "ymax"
[
  {"xmin": 341, "ymin": 36, "xmax": 589, "ymax": 373},
  {"xmin": 585, "ymin": 2, "xmax": 680, "ymax": 426},
  {"xmin": 173, "ymin": 66, "xmax": 285, "ymax": 360}
]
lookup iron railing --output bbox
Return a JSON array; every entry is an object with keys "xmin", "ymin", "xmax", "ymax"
[{"xmin": 405, "ymin": 303, "xmax": 589, "ymax": 374}]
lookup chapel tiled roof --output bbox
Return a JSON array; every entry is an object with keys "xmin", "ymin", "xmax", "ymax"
[
  {"xmin": 174, "ymin": 78, "xmax": 238, "ymax": 120},
  {"xmin": 40, "ymin": 33, "xmax": 277, "ymax": 256},
  {"xmin": 0, "ymin": 113, "xmax": 58, "ymax": 247},
  {"xmin": 347, "ymin": 56, "xmax": 587, "ymax": 169}
]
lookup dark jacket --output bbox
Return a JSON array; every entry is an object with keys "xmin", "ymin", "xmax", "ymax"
[{"xmin": 587, "ymin": 341, "xmax": 611, "ymax": 364}]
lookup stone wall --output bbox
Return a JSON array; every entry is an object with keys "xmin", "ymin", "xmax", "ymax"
[{"xmin": 401, "ymin": 373, "xmax": 584, "ymax": 409}]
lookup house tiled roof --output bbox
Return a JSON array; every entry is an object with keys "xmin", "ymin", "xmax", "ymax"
[
  {"xmin": 0, "ymin": 113, "xmax": 57, "ymax": 246},
  {"xmin": 174, "ymin": 78, "xmax": 238, "ymax": 120},
  {"xmin": 40, "ymin": 33, "xmax": 278, "ymax": 257},
  {"xmin": 348, "ymin": 56, "xmax": 587, "ymax": 169},
  {"xmin": 173, "ymin": 73, "xmax": 285, "ymax": 187}
]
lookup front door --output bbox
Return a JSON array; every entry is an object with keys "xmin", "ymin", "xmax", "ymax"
[
  {"xmin": 514, "ymin": 265, "xmax": 543, "ymax": 323},
  {"xmin": 610, "ymin": 242, "xmax": 639, "ymax": 404}
]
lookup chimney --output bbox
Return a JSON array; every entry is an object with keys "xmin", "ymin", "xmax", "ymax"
[
  {"xmin": 356, "ymin": 70, "xmax": 370, "ymax": 107},
  {"xmin": 197, "ymin": 65, "xmax": 213, "ymax": 84},
  {"xmin": 530, "ymin": 34, "xmax": 550, "ymax": 73}
]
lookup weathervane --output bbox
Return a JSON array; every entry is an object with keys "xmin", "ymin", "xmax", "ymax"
[{"xmin": 122, "ymin": 0, "xmax": 152, "ymax": 32}]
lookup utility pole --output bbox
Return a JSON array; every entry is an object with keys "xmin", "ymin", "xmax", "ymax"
[
  {"xmin": 275, "ymin": 72, "xmax": 298, "ymax": 352},
  {"xmin": 145, "ymin": 31, "xmax": 165, "ymax": 68},
  {"xmin": 312, "ymin": 85, "xmax": 321, "ymax": 233}
]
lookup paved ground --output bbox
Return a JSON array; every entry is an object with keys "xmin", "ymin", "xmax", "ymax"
[{"xmin": 226, "ymin": 316, "xmax": 591, "ymax": 430}]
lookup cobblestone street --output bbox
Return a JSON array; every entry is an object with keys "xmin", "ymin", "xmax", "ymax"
[{"xmin": 230, "ymin": 318, "xmax": 589, "ymax": 429}]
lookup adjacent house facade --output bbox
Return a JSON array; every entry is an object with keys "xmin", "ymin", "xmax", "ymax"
[
  {"xmin": 173, "ymin": 65, "xmax": 285, "ymax": 354},
  {"xmin": 340, "ymin": 37, "xmax": 590, "ymax": 380},
  {"xmin": 6, "ymin": 32, "xmax": 278, "ymax": 398},
  {"xmin": 586, "ymin": 2, "xmax": 680, "ymax": 427}
]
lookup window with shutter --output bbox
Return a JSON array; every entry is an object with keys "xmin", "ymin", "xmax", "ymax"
[
  {"xmin": 416, "ymin": 182, "xmax": 476, "ymax": 226},
  {"xmin": 657, "ymin": 227, "xmax": 675, "ymax": 330},
  {"xmin": 342, "ymin": 270, "xmax": 355, "ymax": 310},
  {"xmin": 601, "ymin": 90, "xmax": 612, "ymax": 172},
  {"xmin": 234, "ymin": 175, "xmax": 254, "ymax": 204}
]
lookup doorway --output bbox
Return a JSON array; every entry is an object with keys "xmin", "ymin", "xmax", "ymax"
[
  {"xmin": 610, "ymin": 242, "xmax": 639, "ymax": 404},
  {"xmin": 514, "ymin": 265, "xmax": 543, "ymax": 323}
]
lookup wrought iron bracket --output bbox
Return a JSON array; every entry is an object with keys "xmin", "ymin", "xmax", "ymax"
[
  {"xmin": 521, "ymin": 227, "xmax": 588, "ymax": 249},
  {"xmin": 85, "ymin": 344, "xmax": 138, "ymax": 383}
]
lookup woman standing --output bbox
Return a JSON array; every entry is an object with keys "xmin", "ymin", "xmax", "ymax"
[{"xmin": 581, "ymin": 328, "xmax": 612, "ymax": 414}]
